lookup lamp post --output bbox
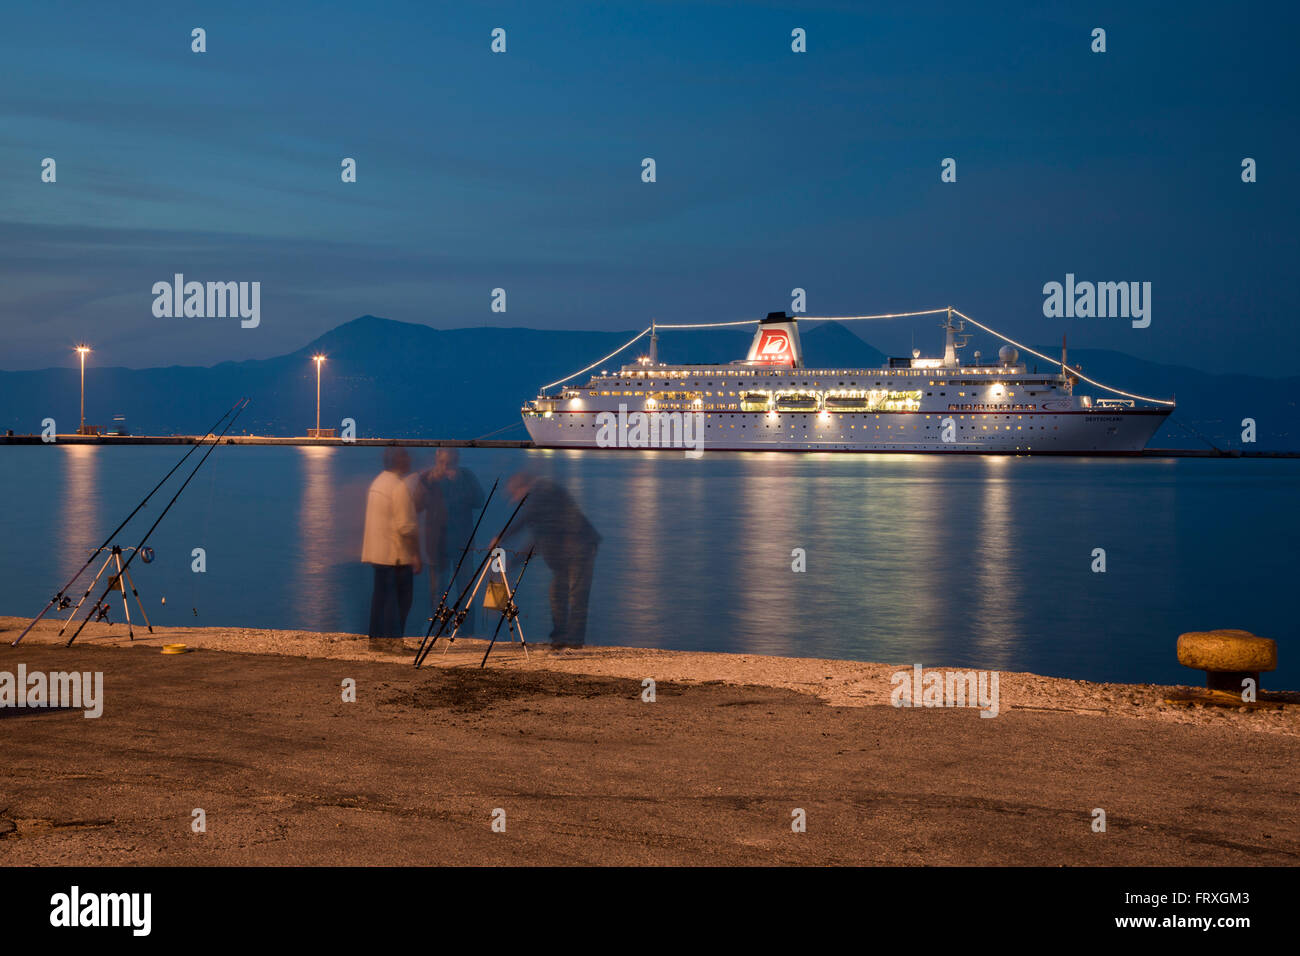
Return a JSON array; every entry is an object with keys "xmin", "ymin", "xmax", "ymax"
[
  {"xmin": 75, "ymin": 345, "xmax": 91, "ymax": 435},
  {"xmin": 312, "ymin": 354, "xmax": 326, "ymax": 435}
]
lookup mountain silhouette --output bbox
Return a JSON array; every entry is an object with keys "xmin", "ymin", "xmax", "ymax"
[{"xmin": 0, "ymin": 315, "xmax": 1293, "ymax": 449}]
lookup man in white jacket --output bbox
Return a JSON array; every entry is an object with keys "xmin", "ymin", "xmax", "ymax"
[{"xmin": 362, "ymin": 447, "xmax": 421, "ymax": 651}]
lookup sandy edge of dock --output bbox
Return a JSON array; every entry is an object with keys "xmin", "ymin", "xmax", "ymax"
[{"xmin": 2, "ymin": 615, "xmax": 1295, "ymax": 736}]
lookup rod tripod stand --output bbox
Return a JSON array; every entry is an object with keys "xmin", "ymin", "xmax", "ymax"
[
  {"xmin": 415, "ymin": 478, "xmax": 500, "ymax": 664},
  {"xmin": 416, "ymin": 545, "xmax": 536, "ymax": 668},
  {"xmin": 58, "ymin": 545, "xmax": 153, "ymax": 640},
  {"xmin": 413, "ymin": 491, "xmax": 531, "ymax": 668},
  {"xmin": 478, "ymin": 546, "xmax": 536, "ymax": 668}
]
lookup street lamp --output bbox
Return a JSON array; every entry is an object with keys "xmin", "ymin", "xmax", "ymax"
[
  {"xmin": 312, "ymin": 354, "xmax": 326, "ymax": 435},
  {"xmin": 75, "ymin": 344, "xmax": 91, "ymax": 435}
]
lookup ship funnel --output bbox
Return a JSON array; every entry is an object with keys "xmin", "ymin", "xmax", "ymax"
[{"xmin": 745, "ymin": 312, "xmax": 803, "ymax": 368}]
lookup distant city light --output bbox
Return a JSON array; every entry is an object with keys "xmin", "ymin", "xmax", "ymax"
[
  {"xmin": 75, "ymin": 344, "xmax": 92, "ymax": 434},
  {"xmin": 312, "ymin": 354, "xmax": 327, "ymax": 434}
]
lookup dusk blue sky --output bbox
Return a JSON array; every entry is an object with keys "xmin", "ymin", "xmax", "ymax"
[{"xmin": 2, "ymin": 1, "xmax": 1297, "ymax": 374}]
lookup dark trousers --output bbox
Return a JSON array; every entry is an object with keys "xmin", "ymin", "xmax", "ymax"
[
  {"xmin": 548, "ymin": 542, "xmax": 597, "ymax": 646},
  {"xmin": 369, "ymin": 563, "xmax": 413, "ymax": 639}
]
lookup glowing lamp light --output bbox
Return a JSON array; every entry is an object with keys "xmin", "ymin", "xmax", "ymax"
[
  {"xmin": 311, "ymin": 354, "xmax": 327, "ymax": 434},
  {"xmin": 74, "ymin": 343, "xmax": 92, "ymax": 434}
]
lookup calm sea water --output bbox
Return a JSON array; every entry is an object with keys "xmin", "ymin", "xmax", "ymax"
[{"xmin": 1, "ymin": 445, "xmax": 1295, "ymax": 688}]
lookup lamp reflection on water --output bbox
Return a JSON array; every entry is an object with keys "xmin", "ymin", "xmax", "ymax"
[
  {"xmin": 295, "ymin": 445, "xmax": 341, "ymax": 630},
  {"xmin": 59, "ymin": 445, "xmax": 100, "ymax": 582}
]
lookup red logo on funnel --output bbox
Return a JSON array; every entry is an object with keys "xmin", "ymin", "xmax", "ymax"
[{"xmin": 754, "ymin": 329, "xmax": 794, "ymax": 365}]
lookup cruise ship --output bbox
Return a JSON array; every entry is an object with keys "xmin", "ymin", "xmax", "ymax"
[{"xmin": 521, "ymin": 310, "xmax": 1173, "ymax": 454}]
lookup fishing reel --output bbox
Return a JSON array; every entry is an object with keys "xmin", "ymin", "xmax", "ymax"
[
  {"xmin": 427, "ymin": 602, "xmax": 453, "ymax": 628},
  {"xmin": 140, "ymin": 547, "xmax": 155, "ymax": 564}
]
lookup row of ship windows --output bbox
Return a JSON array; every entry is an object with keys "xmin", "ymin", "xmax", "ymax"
[
  {"xmin": 948, "ymin": 404, "xmax": 1035, "ymax": 411},
  {"xmin": 604, "ymin": 371, "xmax": 1037, "ymax": 384},
  {"xmin": 587, "ymin": 388, "xmax": 1031, "ymax": 397},
  {"xmin": 557, "ymin": 422, "xmax": 1060, "ymax": 431},
  {"xmin": 635, "ymin": 403, "xmax": 1040, "ymax": 412},
  {"xmin": 565, "ymin": 412, "xmax": 1042, "ymax": 420},
  {"xmin": 617, "ymin": 369, "xmax": 943, "ymax": 379}
]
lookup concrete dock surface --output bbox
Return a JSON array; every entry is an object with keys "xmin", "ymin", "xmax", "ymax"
[{"xmin": 1, "ymin": 617, "xmax": 1297, "ymax": 866}]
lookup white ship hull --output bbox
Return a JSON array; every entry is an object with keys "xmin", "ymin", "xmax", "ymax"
[{"xmin": 523, "ymin": 408, "xmax": 1169, "ymax": 454}]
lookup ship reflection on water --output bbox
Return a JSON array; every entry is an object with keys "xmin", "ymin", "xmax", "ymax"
[
  {"xmin": 4, "ymin": 444, "xmax": 1295, "ymax": 687},
  {"xmin": 971, "ymin": 457, "xmax": 1020, "ymax": 664}
]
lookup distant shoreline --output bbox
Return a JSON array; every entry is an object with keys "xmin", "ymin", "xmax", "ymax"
[
  {"xmin": 0, "ymin": 434, "xmax": 1296, "ymax": 457},
  {"xmin": 0, "ymin": 435, "xmax": 532, "ymax": 448}
]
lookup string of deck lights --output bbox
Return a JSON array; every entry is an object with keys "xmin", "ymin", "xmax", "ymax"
[
  {"xmin": 541, "ymin": 306, "xmax": 1175, "ymax": 406},
  {"xmin": 950, "ymin": 308, "xmax": 1176, "ymax": 407},
  {"xmin": 541, "ymin": 327, "xmax": 651, "ymax": 391},
  {"xmin": 654, "ymin": 318, "xmax": 761, "ymax": 329},
  {"xmin": 799, "ymin": 308, "xmax": 950, "ymax": 322},
  {"xmin": 543, "ymin": 309, "xmax": 955, "ymax": 389}
]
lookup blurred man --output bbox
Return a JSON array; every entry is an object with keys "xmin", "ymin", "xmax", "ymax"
[
  {"xmin": 362, "ymin": 447, "xmax": 421, "ymax": 651},
  {"xmin": 404, "ymin": 453, "xmax": 442, "ymax": 604},
  {"xmin": 427, "ymin": 449, "xmax": 485, "ymax": 633},
  {"xmin": 501, "ymin": 472, "xmax": 599, "ymax": 649}
]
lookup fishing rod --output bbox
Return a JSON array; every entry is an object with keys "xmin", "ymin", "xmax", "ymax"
[
  {"xmin": 414, "ymin": 491, "xmax": 529, "ymax": 667},
  {"xmin": 414, "ymin": 491, "xmax": 530, "ymax": 668},
  {"xmin": 413, "ymin": 475, "xmax": 500, "ymax": 665},
  {"xmin": 479, "ymin": 544, "xmax": 535, "ymax": 668},
  {"xmin": 65, "ymin": 398, "xmax": 250, "ymax": 647},
  {"xmin": 11, "ymin": 398, "xmax": 244, "ymax": 647}
]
